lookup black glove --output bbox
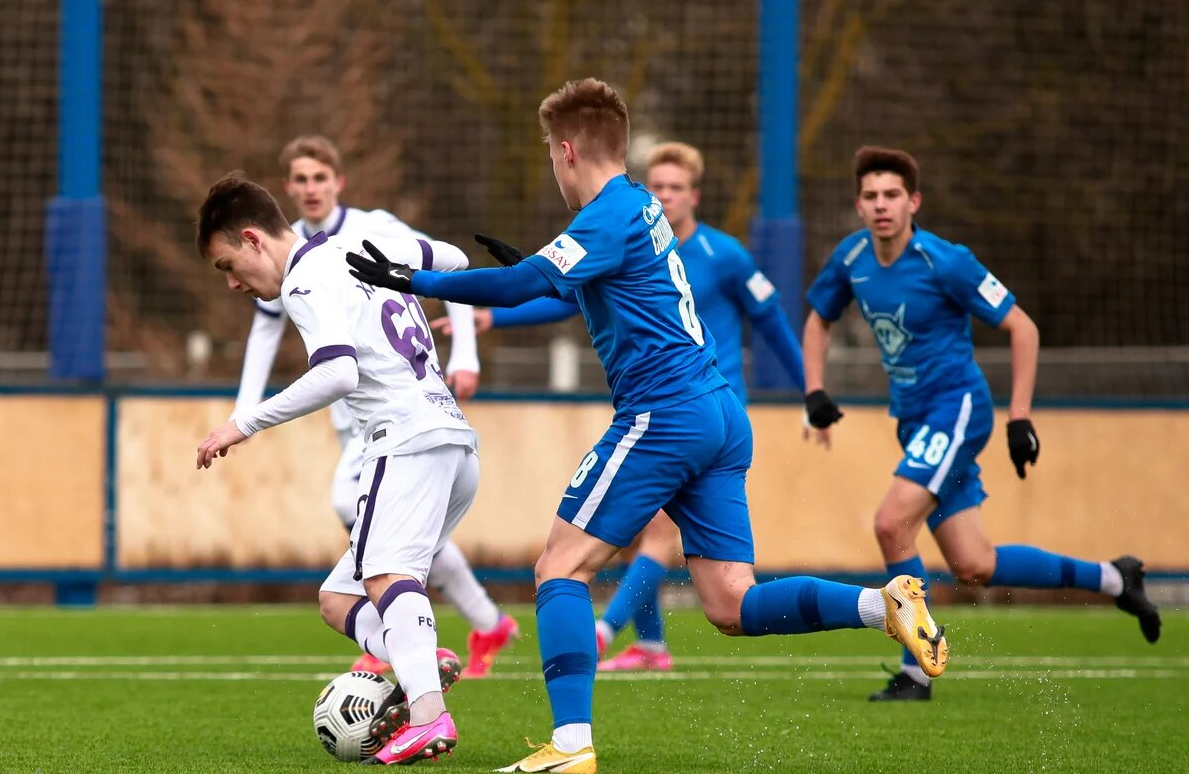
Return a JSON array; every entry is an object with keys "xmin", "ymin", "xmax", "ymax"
[
  {"xmin": 474, "ymin": 233, "xmax": 524, "ymax": 267},
  {"xmin": 346, "ymin": 239, "xmax": 416, "ymax": 293},
  {"xmin": 1007, "ymin": 418, "xmax": 1040, "ymax": 479},
  {"xmin": 804, "ymin": 389, "xmax": 844, "ymax": 429}
]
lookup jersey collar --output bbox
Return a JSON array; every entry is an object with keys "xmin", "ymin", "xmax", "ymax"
[
  {"xmin": 302, "ymin": 205, "xmax": 348, "ymax": 238},
  {"xmin": 287, "ymin": 231, "xmax": 328, "ymax": 276}
]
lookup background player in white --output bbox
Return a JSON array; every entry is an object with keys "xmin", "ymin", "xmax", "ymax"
[
  {"xmin": 235, "ymin": 136, "xmax": 518, "ymax": 679},
  {"xmin": 196, "ymin": 172, "xmax": 474, "ymax": 764}
]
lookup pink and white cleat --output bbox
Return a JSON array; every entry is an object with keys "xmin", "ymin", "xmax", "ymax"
[
  {"xmin": 350, "ymin": 652, "xmax": 392, "ymax": 675},
  {"xmin": 362, "ymin": 711, "xmax": 457, "ymax": 765},
  {"xmin": 369, "ymin": 648, "xmax": 462, "ymax": 745},
  {"xmin": 461, "ymin": 614, "xmax": 520, "ymax": 679},
  {"xmin": 597, "ymin": 644, "xmax": 674, "ymax": 672}
]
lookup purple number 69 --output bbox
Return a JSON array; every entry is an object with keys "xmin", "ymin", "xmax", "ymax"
[{"xmin": 381, "ymin": 294, "xmax": 435, "ymax": 380}]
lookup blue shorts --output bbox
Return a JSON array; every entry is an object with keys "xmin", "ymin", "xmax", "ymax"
[
  {"xmin": 894, "ymin": 387, "xmax": 993, "ymax": 531},
  {"xmin": 556, "ymin": 386, "xmax": 755, "ymax": 563}
]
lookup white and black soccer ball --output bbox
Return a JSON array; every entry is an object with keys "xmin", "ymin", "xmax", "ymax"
[{"xmin": 312, "ymin": 671, "xmax": 396, "ymax": 762}]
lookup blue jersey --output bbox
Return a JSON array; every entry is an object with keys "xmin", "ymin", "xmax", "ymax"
[
  {"xmin": 806, "ymin": 226, "xmax": 1015, "ymax": 419},
  {"xmin": 680, "ymin": 224, "xmax": 780, "ymax": 401},
  {"xmin": 525, "ymin": 174, "xmax": 727, "ymax": 413}
]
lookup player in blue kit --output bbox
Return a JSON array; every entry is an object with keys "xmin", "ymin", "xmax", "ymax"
[
  {"xmin": 347, "ymin": 79, "xmax": 949, "ymax": 773},
  {"xmin": 802, "ymin": 146, "xmax": 1162, "ymax": 702},
  {"xmin": 433, "ymin": 141, "xmax": 809, "ymax": 672}
]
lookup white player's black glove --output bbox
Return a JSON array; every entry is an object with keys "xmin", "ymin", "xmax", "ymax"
[
  {"xmin": 346, "ymin": 239, "xmax": 416, "ymax": 293},
  {"xmin": 474, "ymin": 233, "xmax": 524, "ymax": 267},
  {"xmin": 1006, "ymin": 418, "xmax": 1040, "ymax": 479},
  {"xmin": 804, "ymin": 389, "xmax": 844, "ymax": 429}
]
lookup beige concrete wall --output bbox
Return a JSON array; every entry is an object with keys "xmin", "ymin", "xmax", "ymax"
[
  {"xmin": 104, "ymin": 400, "xmax": 1189, "ymax": 571},
  {"xmin": 0, "ymin": 397, "xmax": 106, "ymax": 569}
]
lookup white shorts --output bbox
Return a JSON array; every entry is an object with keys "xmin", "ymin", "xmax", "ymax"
[{"xmin": 320, "ymin": 443, "xmax": 479, "ymax": 592}]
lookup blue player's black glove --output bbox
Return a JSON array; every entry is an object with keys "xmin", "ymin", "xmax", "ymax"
[
  {"xmin": 1007, "ymin": 418, "xmax": 1040, "ymax": 479},
  {"xmin": 346, "ymin": 239, "xmax": 416, "ymax": 292},
  {"xmin": 474, "ymin": 233, "xmax": 524, "ymax": 267},
  {"xmin": 804, "ymin": 389, "xmax": 844, "ymax": 429}
]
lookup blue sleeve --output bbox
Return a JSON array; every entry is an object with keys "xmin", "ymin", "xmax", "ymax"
[
  {"xmin": 936, "ymin": 247, "xmax": 1016, "ymax": 327},
  {"xmin": 722, "ymin": 241, "xmax": 780, "ymax": 317},
  {"xmin": 492, "ymin": 297, "xmax": 581, "ymax": 328},
  {"xmin": 751, "ymin": 304, "xmax": 806, "ymax": 393},
  {"xmin": 522, "ymin": 210, "xmax": 625, "ymax": 297},
  {"xmin": 411, "ymin": 260, "xmax": 557, "ymax": 307},
  {"xmin": 805, "ymin": 248, "xmax": 854, "ymax": 322}
]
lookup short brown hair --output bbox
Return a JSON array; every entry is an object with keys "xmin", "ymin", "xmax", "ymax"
[
  {"xmin": 196, "ymin": 171, "xmax": 291, "ymax": 257},
  {"xmin": 278, "ymin": 135, "xmax": 342, "ymax": 176},
  {"xmin": 853, "ymin": 146, "xmax": 920, "ymax": 194},
  {"xmin": 647, "ymin": 142, "xmax": 705, "ymax": 187},
  {"xmin": 538, "ymin": 78, "xmax": 629, "ymax": 161}
]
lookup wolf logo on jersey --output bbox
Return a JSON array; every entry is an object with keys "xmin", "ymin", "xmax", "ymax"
[{"xmin": 861, "ymin": 301, "xmax": 913, "ymax": 363}]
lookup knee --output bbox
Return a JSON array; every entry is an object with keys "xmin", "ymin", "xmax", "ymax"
[
  {"xmin": 701, "ymin": 596, "xmax": 745, "ymax": 636},
  {"xmin": 950, "ymin": 553, "xmax": 996, "ymax": 586},
  {"xmin": 318, "ymin": 592, "xmax": 343, "ymax": 631},
  {"xmin": 873, "ymin": 513, "xmax": 910, "ymax": 554},
  {"xmin": 534, "ymin": 548, "xmax": 592, "ymax": 587}
]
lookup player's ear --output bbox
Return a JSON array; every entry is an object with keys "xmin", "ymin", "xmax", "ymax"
[
  {"xmin": 242, "ymin": 228, "xmax": 262, "ymax": 252},
  {"xmin": 560, "ymin": 141, "xmax": 575, "ymax": 166},
  {"xmin": 691, "ymin": 187, "xmax": 702, "ymax": 208},
  {"xmin": 334, "ymin": 173, "xmax": 346, "ymax": 196},
  {"xmin": 909, "ymin": 191, "xmax": 922, "ymax": 214}
]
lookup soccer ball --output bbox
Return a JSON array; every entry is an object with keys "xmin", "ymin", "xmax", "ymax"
[{"xmin": 312, "ymin": 671, "xmax": 396, "ymax": 762}]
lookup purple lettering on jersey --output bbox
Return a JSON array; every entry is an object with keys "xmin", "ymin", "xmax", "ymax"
[
  {"xmin": 381, "ymin": 294, "xmax": 434, "ymax": 379},
  {"xmin": 356, "ymin": 282, "xmax": 375, "ymax": 300}
]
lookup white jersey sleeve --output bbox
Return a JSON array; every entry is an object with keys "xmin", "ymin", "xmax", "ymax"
[
  {"xmin": 443, "ymin": 301, "xmax": 479, "ymax": 374},
  {"xmin": 233, "ymin": 301, "xmax": 288, "ymax": 417}
]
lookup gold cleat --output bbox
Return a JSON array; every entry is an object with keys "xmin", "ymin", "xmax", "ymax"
[
  {"xmin": 495, "ymin": 739, "xmax": 597, "ymax": 773},
  {"xmin": 882, "ymin": 575, "xmax": 948, "ymax": 678}
]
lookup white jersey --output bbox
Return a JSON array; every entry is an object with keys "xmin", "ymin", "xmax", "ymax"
[
  {"xmin": 236, "ymin": 205, "xmax": 478, "ymax": 435},
  {"xmin": 280, "ymin": 231, "xmax": 477, "ymax": 459}
]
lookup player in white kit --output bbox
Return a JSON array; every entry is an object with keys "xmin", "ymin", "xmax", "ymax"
[
  {"xmin": 196, "ymin": 172, "xmax": 470, "ymax": 764},
  {"xmin": 233, "ymin": 136, "xmax": 518, "ymax": 679}
]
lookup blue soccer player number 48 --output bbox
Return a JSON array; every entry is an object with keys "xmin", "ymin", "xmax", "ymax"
[{"xmin": 906, "ymin": 425, "xmax": 950, "ymax": 466}]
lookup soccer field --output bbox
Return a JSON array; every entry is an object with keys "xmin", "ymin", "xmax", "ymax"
[{"xmin": 0, "ymin": 603, "xmax": 1185, "ymax": 773}]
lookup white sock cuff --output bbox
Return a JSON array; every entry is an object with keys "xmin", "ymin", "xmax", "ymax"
[
  {"xmin": 552, "ymin": 723, "xmax": 593, "ymax": 753},
  {"xmin": 858, "ymin": 588, "xmax": 886, "ymax": 630},
  {"xmin": 1099, "ymin": 561, "xmax": 1124, "ymax": 597}
]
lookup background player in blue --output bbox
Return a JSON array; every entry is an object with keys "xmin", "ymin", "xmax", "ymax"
[
  {"xmin": 802, "ymin": 145, "xmax": 1162, "ymax": 702},
  {"xmin": 347, "ymin": 80, "xmax": 950, "ymax": 773},
  {"xmin": 431, "ymin": 140, "xmax": 810, "ymax": 673}
]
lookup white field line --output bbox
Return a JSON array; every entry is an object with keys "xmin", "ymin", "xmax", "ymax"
[
  {"xmin": 0, "ymin": 668, "xmax": 1185, "ymax": 682},
  {"xmin": 3, "ymin": 654, "xmax": 1189, "ymax": 668}
]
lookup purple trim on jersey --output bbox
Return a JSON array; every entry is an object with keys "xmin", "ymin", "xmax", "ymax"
[
  {"xmin": 417, "ymin": 238, "xmax": 433, "ymax": 269},
  {"xmin": 287, "ymin": 231, "xmax": 328, "ymax": 275},
  {"xmin": 308, "ymin": 344, "xmax": 357, "ymax": 368},
  {"xmin": 302, "ymin": 206, "xmax": 348, "ymax": 239},
  {"xmin": 343, "ymin": 596, "xmax": 370, "ymax": 641},
  {"xmin": 254, "ymin": 301, "xmax": 282, "ymax": 318},
  {"xmin": 376, "ymin": 579, "xmax": 428, "ymax": 617},
  {"xmin": 352, "ymin": 456, "xmax": 388, "ymax": 582}
]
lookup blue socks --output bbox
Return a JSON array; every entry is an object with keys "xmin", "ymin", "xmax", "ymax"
[
  {"xmin": 536, "ymin": 579, "xmax": 597, "ymax": 727},
  {"xmin": 632, "ymin": 585, "xmax": 665, "ymax": 643},
  {"xmin": 887, "ymin": 556, "xmax": 928, "ymax": 671},
  {"xmin": 601, "ymin": 555, "xmax": 666, "ymax": 637},
  {"xmin": 989, "ymin": 545, "xmax": 1103, "ymax": 590},
  {"xmin": 741, "ymin": 576, "xmax": 865, "ymax": 635}
]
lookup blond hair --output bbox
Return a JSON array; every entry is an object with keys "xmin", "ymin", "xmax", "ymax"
[
  {"xmin": 647, "ymin": 142, "xmax": 704, "ymax": 188},
  {"xmin": 537, "ymin": 78, "xmax": 629, "ymax": 161},
  {"xmin": 278, "ymin": 135, "xmax": 342, "ymax": 176}
]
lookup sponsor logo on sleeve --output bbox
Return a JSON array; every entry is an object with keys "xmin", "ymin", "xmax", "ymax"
[
  {"xmin": 746, "ymin": 271, "xmax": 776, "ymax": 303},
  {"xmin": 289, "ymin": 287, "xmax": 312, "ymax": 297},
  {"xmin": 977, "ymin": 272, "xmax": 1009, "ymax": 308},
  {"xmin": 538, "ymin": 234, "xmax": 588, "ymax": 274}
]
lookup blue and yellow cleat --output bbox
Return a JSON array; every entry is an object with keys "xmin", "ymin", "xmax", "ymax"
[
  {"xmin": 881, "ymin": 575, "xmax": 948, "ymax": 678},
  {"xmin": 495, "ymin": 740, "xmax": 597, "ymax": 773}
]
